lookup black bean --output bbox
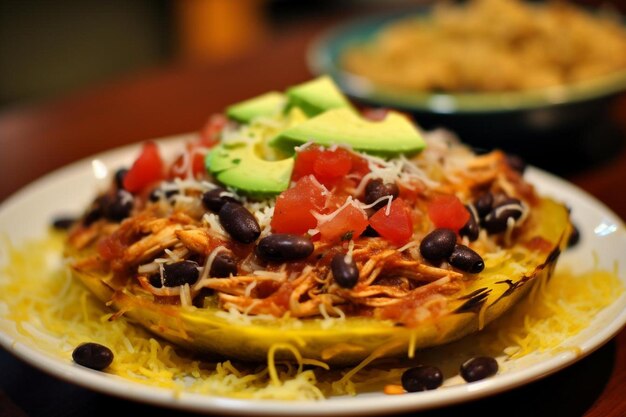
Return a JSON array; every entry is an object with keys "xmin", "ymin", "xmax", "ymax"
[
  {"xmin": 499, "ymin": 196, "xmax": 522, "ymax": 206},
  {"xmin": 86, "ymin": 193, "xmax": 124, "ymax": 223},
  {"xmin": 331, "ymin": 253, "xmax": 359, "ymax": 288},
  {"xmin": 102, "ymin": 190, "xmax": 134, "ymax": 222},
  {"xmin": 459, "ymin": 205, "xmax": 479, "ymax": 241},
  {"xmin": 210, "ymin": 251, "xmax": 238, "ymax": 278},
  {"xmin": 362, "ymin": 225, "xmax": 380, "ymax": 237},
  {"xmin": 364, "ymin": 179, "xmax": 399, "ymax": 209},
  {"xmin": 114, "ymin": 168, "xmax": 128, "ymax": 190},
  {"xmin": 202, "ymin": 187, "xmax": 240, "ymax": 212},
  {"xmin": 162, "ymin": 260, "xmax": 200, "ymax": 287},
  {"xmin": 401, "ymin": 365, "xmax": 443, "ymax": 392},
  {"xmin": 149, "ymin": 185, "xmax": 179, "ymax": 202},
  {"xmin": 192, "ymin": 288, "xmax": 214, "ymax": 308},
  {"xmin": 420, "ymin": 228, "xmax": 457, "ymax": 262},
  {"xmin": 218, "ymin": 202, "xmax": 260, "ymax": 244},
  {"xmin": 448, "ymin": 244, "xmax": 484, "ymax": 273},
  {"xmin": 83, "ymin": 197, "xmax": 104, "ymax": 226},
  {"xmin": 506, "ymin": 153, "xmax": 527, "ymax": 174},
  {"xmin": 149, "ymin": 274, "xmax": 163, "ymax": 288},
  {"xmin": 148, "ymin": 189, "xmax": 161, "ymax": 202},
  {"xmin": 72, "ymin": 342, "xmax": 114, "ymax": 371},
  {"xmin": 256, "ymin": 234, "xmax": 314, "ymax": 262},
  {"xmin": 83, "ymin": 209, "xmax": 101, "ymax": 225},
  {"xmin": 567, "ymin": 224, "xmax": 580, "ymax": 248},
  {"xmin": 474, "ymin": 193, "xmax": 494, "ymax": 218},
  {"xmin": 51, "ymin": 216, "xmax": 77, "ymax": 230},
  {"xmin": 460, "ymin": 356, "xmax": 498, "ymax": 382},
  {"xmin": 483, "ymin": 199, "xmax": 524, "ymax": 234}
]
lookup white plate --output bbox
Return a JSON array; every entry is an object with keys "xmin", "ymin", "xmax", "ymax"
[{"xmin": 0, "ymin": 136, "xmax": 625, "ymax": 416}]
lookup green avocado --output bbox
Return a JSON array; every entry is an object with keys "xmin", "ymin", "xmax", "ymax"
[
  {"xmin": 209, "ymin": 78, "xmax": 425, "ymax": 194},
  {"xmin": 286, "ymin": 76, "xmax": 353, "ymax": 117},
  {"xmin": 270, "ymin": 108, "xmax": 426, "ymax": 156},
  {"xmin": 206, "ymin": 140, "xmax": 294, "ymax": 196},
  {"xmin": 226, "ymin": 91, "xmax": 286, "ymax": 123}
]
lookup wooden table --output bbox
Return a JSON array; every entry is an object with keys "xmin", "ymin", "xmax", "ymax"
[{"xmin": 1, "ymin": 15, "xmax": 625, "ymax": 417}]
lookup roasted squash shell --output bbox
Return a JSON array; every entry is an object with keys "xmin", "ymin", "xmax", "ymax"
[{"xmin": 66, "ymin": 197, "xmax": 571, "ymax": 366}]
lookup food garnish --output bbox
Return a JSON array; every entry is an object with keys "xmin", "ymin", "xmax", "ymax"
[
  {"xmin": 1, "ymin": 77, "xmax": 621, "ymax": 400},
  {"xmin": 72, "ymin": 342, "xmax": 114, "ymax": 371},
  {"xmin": 64, "ymin": 76, "xmax": 571, "ymax": 369},
  {"xmin": 459, "ymin": 356, "xmax": 499, "ymax": 382}
]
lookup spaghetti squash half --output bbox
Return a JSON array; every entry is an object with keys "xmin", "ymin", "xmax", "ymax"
[{"xmin": 65, "ymin": 83, "xmax": 571, "ymax": 366}]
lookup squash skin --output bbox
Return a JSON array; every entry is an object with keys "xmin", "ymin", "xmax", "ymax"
[{"xmin": 67, "ymin": 197, "xmax": 570, "ymax": 366}]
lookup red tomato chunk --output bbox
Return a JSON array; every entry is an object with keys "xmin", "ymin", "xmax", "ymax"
[
  {"xmin": 199, "ymin": 114, "xmax": 227, "ymax": 147},
  {"xmin": 169, "ymin": 144, "xmax": 207, "ymax": 180},
  {"xmin": 349, "ymin": 153, "xmax": 371, "ymax": 181},
  {"xmin": 318, "ymin": 203, "xmax": 368, "ymax": 242},
  {"xmin": 291, "ymin": 147, "xmax": 320, "ymax": 182},
  {"xmin": 292, "ymin": 146, "xmax": 356, "ymax": 188},
  {"xmin": 369, "ymin": 198, "xmax": 414, "ymax": 245},
  {"xmin": 123, "ymin": 142, "xmax": 165, "ymax": 193},
  {"xmin": 427, "ymin": 195, "xmax": 470, "ymax": 233},
  {"xmin": 313, "ymin": 148, "xmax": 352, "ymax": 187},
  {"xmin": 271, "ymin": 175, "xmax": 326, "ymax": 234}
]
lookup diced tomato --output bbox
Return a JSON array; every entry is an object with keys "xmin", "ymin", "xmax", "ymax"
[
  {"xmin": 318, "ymin": 203, "xmax": 368, "ymax": 242},
  {"xmin": 292, "ymin": 147, "xmax": 321, "ymax": 181},
  {"xmin": 199, "ymin": 113, "xmax": 227, "ymax": 147},
  {"xmin": 123, "ymin": 142, "xmax": 165, "ymax": 193},
  {"xmin": 369, "ymin": 198, "xmax": 414, "ymax": 245},
  {"xmin": 349, "ymin": 153, "xmax": 371, "ymax": 181},
  {"xmin": 427, "ymin": 195, "xmax": 470, "ymax": 233},
  {"xmin": 326, "ymin": 177, "xmax": 358, "ymax": 208},
  {"xmin": 292, "ymin": 146, "xmax": 353, "ymax": 188},
  {"xmin": 324, "ymin": 191, "xmax": 348, "ymax": 212},
  {"xmin": 313, "ymin": 148, "xmax": 352, "ymax": 187},
  {"xmin": 169, "ymin": 143, "xmax": 207, "ymax": 180},
  {"xmin": 190, "ymin": 151, "xmax": 206, "ymax": 178},
  {"xmin": 397, "ymin": 179, "xmax": 425, "ymax": 204},
  {"xmin": 271, "ymin": 175, "xmax": 327, "ymax": 234}
]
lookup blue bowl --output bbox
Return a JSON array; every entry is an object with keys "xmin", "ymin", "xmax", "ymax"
[{"xmin": 307, "ymin": 9, "xmax": 626, "ymax": 162}]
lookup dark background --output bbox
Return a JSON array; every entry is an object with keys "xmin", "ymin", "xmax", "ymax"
[
  {"xmin": 0, "ymin": 0, "xmax": 400, "ymax": 108},
  {"xmin": 2, "ymin": 0, "xmax": 625, "ymax": 109}
]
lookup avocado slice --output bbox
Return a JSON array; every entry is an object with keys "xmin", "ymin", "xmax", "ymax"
[
  {"xmin": 270, "ymin": 108, "xmax": 426, "ymax": 156},
  {"xmin": 207, "ymin": 107, "xmax": 307, "ymax": 195},
  {"xmin": 206, "ymin": 141, "xmax": 294, "ymax": 196},
  {"xmin": 286, "ymin": 76, "xmax": 353, "ymax": 117},
  {"xmin": 226, "ymin": 91, "xmax": 286, "ymax": 123}
]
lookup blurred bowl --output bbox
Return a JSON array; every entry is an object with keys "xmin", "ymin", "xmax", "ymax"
[{"xmin": 308, "ymin": 8, "xmax": 626, "ymax": 162}]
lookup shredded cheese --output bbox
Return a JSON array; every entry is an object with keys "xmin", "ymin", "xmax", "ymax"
[
  {"xmin": 397, "ymin": 241, "xmax": 419, "ymax": 252},
  {"xmin": 491, "ymin": 264, "xmax": 624, "ymax": 357},
  {"xmin": 345, "ymin": 240, "xmax": 355, "ymax": 264},
  {"xmin": 252, "ymin": 270, "xmax": 288, "ymax": 281},
  {"xmin": 179, "ymin": 284, "xmax": 192, "ymax": 307},
  {"xmin": 0, "ymin": 177, "xmax": 623, "ymax": 401},
  {"xmin": 202, "ymin": 213, "xmax": 229, "ymax": 240},
  {"xmin": 195, "ymin": 246, "xmax": 228, "ymax": 289},
  {"xmin": 244, "ymin": 281, "xmax": 257, "ymax": 298},
  {"xmin": 312, "ymin": 197, "xmax": 364, "ymax": 225}
]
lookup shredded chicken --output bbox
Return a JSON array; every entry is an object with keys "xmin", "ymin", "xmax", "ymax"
[{"xmin": 68, "ymin": 133, "xmax": 537, "ymax": 327}]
